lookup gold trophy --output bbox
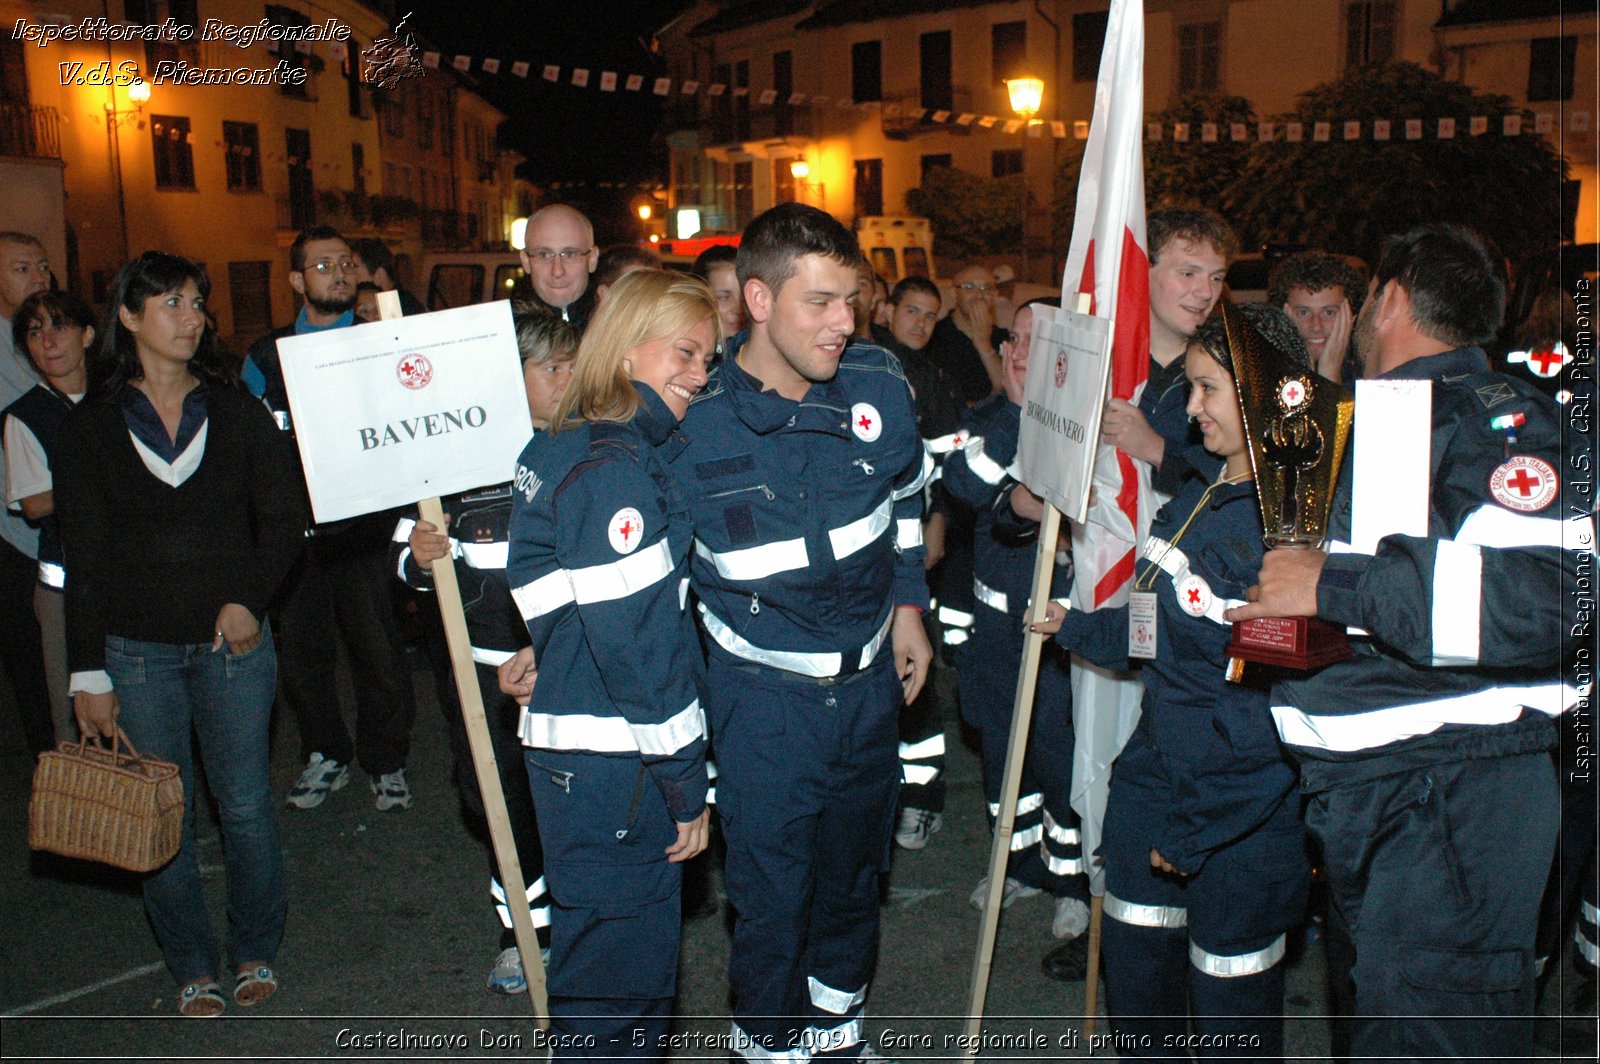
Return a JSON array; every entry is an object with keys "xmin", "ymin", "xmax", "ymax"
[{"xmin": 1222, "ymin": 301, "xmax": 1355, "ymax": 680}]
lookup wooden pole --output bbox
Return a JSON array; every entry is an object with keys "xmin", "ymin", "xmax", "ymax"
[
  {"xmin": 1083, "ymin": 894, "xmax": 1104, "ymax": 1049},
  {"xmin": 964, "ymin": 500, "xmax": 1063, "ymax": 1054},
  {"xmin": 378, "ymin": 291, "xmax": 549, "ymax": 1025}
]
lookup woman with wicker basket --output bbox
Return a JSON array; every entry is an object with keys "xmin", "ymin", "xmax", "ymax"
[{"xmin": 53, "ymin": 252, "xmax": 305, "ymax": 1017}]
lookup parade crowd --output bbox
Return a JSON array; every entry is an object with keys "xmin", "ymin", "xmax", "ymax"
[{"xmin": 0, "ymin": 196, "xmax": 1590, "ymax": 1062}]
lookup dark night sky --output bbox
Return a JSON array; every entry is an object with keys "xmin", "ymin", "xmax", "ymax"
[{"xmin": 400, "ymin": 1, "xmax": 696, "ymax": 187}]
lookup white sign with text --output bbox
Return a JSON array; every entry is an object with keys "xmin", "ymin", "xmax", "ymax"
[
  {"xmin": 1015, "ymin": 305, "xmax": 1113, "ymax": 525},
  {"xmin": 278, "ymin": 301, "xmax": 531, "ymax": 522}
]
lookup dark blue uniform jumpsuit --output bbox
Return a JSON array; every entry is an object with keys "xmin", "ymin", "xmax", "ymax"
[
  {"xmin": 1056, "ymin": 473, "xmax": 1307, "ymax": 1059},
  {"xmin": 942, "ymin": 392, "xmax": 1087, "ymax": 898},
  {"xmin": 673, "ymin": 338, "xmax": 928, "ymax": 1062},
  {"xmin": 506, "ymin": 385, "xmax": 708, "ymax": 1059}
]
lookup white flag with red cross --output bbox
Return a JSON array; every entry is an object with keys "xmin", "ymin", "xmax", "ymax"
[{"xmin": 1058, "ymin": 0, "xmax": 1154, "ymax": 896}]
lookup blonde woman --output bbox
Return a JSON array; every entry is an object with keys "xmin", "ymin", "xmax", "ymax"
[{"xmin": 502, "ymin": 269, "xmax": 717, "ymax": 1058}]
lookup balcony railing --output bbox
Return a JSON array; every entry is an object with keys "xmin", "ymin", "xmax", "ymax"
[{"xmin": 0, "ymin": 104, "xmax": 62, "ymax": 160}]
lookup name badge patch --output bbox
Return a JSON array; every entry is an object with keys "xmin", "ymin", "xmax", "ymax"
[{"xmin": 1129, "ymin": 591, "xmax": 1158, "ymax": 659}]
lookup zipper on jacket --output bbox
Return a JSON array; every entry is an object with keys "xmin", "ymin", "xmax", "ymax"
[
  {"xmin": 852, "ymin": 458, "xmax": 875, "ymax": 476},
  {"xmin": 707, "ymin": 483, "xmax": 775, "ymax": 501}
]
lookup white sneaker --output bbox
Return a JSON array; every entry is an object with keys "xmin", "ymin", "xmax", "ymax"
[
  {"xmin": 486, "ymin": 947, "xmax": 526, "ymax": 994},
  {"xmin": 969, "ymin": 875, "xmax": 1043, "ymax": 911},
  {"xmin": 893, "ymin": 807, "xmax": 942, "ymax": 850},
  {"xmin": 285, "ymin": 753, "xmax": 349, "ymax": 809},
  {"xmin": 1053, "ymin": 896, "xmax": 1091, "ymax": 939},
  {"xmin": 371, "ymin": 768, "xmax": 414, "ymax": 810}
]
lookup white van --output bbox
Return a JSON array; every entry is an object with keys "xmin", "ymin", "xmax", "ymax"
[
  {"xmin": 417, "ymin": 252, "xmax": 526, "ymax": 310},
  {"xmin": 857, "ymin": 216, "xmax": 937, "ymax": 284}
]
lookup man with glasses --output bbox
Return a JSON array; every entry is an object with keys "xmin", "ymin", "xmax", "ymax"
[
  {"xmin": 926, "ymin": 264, "xmax": 1007, "ymax": 404},
  {"xmin": 517, "ymin": 204, "xmax": 599, "ymax": 332},
  {"xmin": 244, "ymin": 226, "xmax": 420, "ymax": 814}
]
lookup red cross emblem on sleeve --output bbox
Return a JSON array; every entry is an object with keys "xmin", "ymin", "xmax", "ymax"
[
  {"xmin": 850, "ymin": 402, "xmax": 883, "ymax": 442},
  {"xmin": 1488, "ymin": 455, "xmax": 1558, "ymax": 513},
  {"xmin": 1177, "ymin": 574, "xmax": 1213, "ymax": 617},
  {"xmin": 608, "ymin": 507, "xmax": 646, "ymax": 554}
]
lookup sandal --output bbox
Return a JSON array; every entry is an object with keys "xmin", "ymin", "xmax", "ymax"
[
  {"xmin": 177, "ymin": 979, "xmax": 226, "ymax": 1018},
  {"xmin": 233, "ymin": 964, "xmax": 278, "ymax": 1007}
]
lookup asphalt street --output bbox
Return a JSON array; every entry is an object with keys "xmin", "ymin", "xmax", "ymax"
[{"xmin": 1, "ymin": 648, "xmax": 1591, "ymax": 1062}]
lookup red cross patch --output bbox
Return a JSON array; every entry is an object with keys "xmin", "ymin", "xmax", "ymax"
[
  {"xmin": 1488, "ymin": 455, "xmax": 1558, "ymax": 513},
  {"xmin": 1176, "ymin": 574, "xmax": 1212, "ymax": 617},
  {"xmin": 850, "ymin": 402, "xmax": 883, "ymax": 443},
  {"xmin": 608, "ymin": 507, "xmax": 645, "ymax": 554}
]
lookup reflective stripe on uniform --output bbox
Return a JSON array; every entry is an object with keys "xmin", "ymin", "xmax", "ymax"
[
  {"xmin": 471, "ymin": 646, "xmax": 515, "ymax": 667},
  {"xmin": 901, "ymin": 764, "xmax": 939, "ymax": 785},
  {"xmin": 1190, "ymin": 934, "xmax": 1286, "ymax": 978},
  {"xmin": 1043, "ymin": 851, "xmax": 1085, "ymax": 875},
  {"xmin": 459, "ymin": 540, "xmax": 509, "ymax": 570},
  {"xmin": 1457, "ymin": 503, "xmax": 1580, "ymax": 550},
  {"xmin": 925, "ymin": 431, "xmax": 966, "ymax": 455},
  {"xmin": 962, "ymin": 437, "xmax": 1010, "ymax": 486},
  {"xmin": 896, "ymin": 517, "xmax": 923, "ymax": 549},
  {"xmin": 937, "ymin": 605, "xmax": 975, "ymax": 628},
  {"xmin": 1043, "ymin": 808, "xmax": 1079, "ymax": 844},
  {"xmin": 891, "ymin": 449, "xmax": 935, "ymax": 501},
  {"xmin": 1142, "ymin": 535, "xmax": 1246, "ymax": 626},
  {"xmin": 1273, "ymin": 681, "xmax": 1583, "ymax": 753},
  {"xmin": 696, "ymin": 536, "xmax": 810, "ymax": 582},
  {"xmin": 829, "ymin": 497, "xmax": 893, "ymax": 560},
  {"xmin": 511, "ymin": 538, "xmax": 675, "ymax": 620},
  {"xmin": 1104, "ymin": 891, "xmax": 1187, "ymax": 928},
  {"xmin": 973, "ymin": 577, "xmax": 1010, "ymax": 614},
  {"xmin": 700, "ymin": 604, "xmax": 893, "ymax": 678},
  {"xmin": 517, "ymin": 697, "xmax": 703, "ymax": 756},
  {"xmin": 942, "ymin": 628, "xmax": 970, "ymax": 646},
  {"xmin": 491, "ymin": 875, "xmax": 552, "ymax": 929},
  {"xmin": 37, "ymin": 561, "xmax": 64, "ymax": 588},
  {"xmin": 1430, "ymin": 539, "xmax": 1481, "ymax": 666},
  {"xmin": 988, "ymin": 792, "xmax": 1043, "ymax": 818},
  {"xmin": 899, "ymin": 734, "xmax": 946, "ymax": 760},
  {"xmin": 808, "ymin": 975, "xmax": 867, "ymax": 1015},
  {"xmin": 1010, "ymin": 824, "xmax": 1043, "ymax": 851}
]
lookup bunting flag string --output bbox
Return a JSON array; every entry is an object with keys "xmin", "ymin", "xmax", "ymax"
[{"xmin": 280, "ymin": 37, "xmax": 1589, "ymax": 143}]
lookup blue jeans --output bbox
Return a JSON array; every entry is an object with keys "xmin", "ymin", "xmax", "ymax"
[{"xmin": 105, "ymin": 623, "xmax": 286, "ymax": 984}]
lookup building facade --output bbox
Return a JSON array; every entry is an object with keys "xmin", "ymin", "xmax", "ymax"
[
  {"xmin": 0, "ymin": 0, "xmax": 522, "ymax": 339},
  {"xmin": 658, "ymin": 0, "xmax": 1596, "ymax": 279}
]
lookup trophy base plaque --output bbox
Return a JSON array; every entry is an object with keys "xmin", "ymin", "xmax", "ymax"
[{"xmin": 1225, "ymin": 617, "xmax": 1352, "ymax": 681}]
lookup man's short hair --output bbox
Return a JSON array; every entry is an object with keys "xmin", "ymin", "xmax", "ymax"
[
  {"xmin": 1374, "ymin": 224, "xmax": 1506, "ymax": 348},
  {"xmin": 889, "ymin": 276, "xmax": 940, "ymax": 306},
  {"xmin": 595, "ymin": 245, "xmax": 662, "ymax": 290},
  {"xmin": 290, "ymin": 225, "xmax": 346, "ymax": 273},
  {"xmin": 349, "ymin": 237, "xmax": 397, "ymax": 279},
  {"xmin": 1147, "ymin": 207, "xmax": 1239, "ymax": 265},
  {"xmin": 0, "ymin": 231, "xmax": 45, "ymax": 251},
  {"xmin": 737, "ymin": 203, "xmax": 862, "ymax": 295},
  {"xmin": 1267, "ymin": 251, "xmax": 1369, "ymax": 313}
]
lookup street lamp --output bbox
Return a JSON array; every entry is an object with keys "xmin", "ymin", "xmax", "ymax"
[
  {"xmin": 105, "ymin": 76, "xmax": 150, "ymax": 265},
  {"xmin": 1005, "ymin": 74, "xmax": 1044, "ymax": 281}
]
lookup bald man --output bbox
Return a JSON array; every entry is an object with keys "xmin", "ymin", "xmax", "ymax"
[{"xmin": 518, "ymin": 204, "xmax": 599, "ymax": 332}]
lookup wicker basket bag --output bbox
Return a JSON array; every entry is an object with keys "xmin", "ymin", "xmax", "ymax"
[{"xmin": 29, "ymin": 728, "xmax": 184, "ymax": 872}]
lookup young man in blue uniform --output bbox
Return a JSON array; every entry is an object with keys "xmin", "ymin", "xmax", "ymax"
[
  {"xmin": 1226, "ymin": 224, "xmax": 1582, "ymax": 1062},
  {"xmin": 673, "ymin": 203, "xmax": 932, "ymax": 1062},
  {"xmin": 942, "ymin": 299, "xmax": 1089, "ymax": 939}
]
